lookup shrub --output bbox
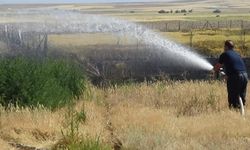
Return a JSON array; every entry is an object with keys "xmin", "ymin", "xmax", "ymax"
[
  {"xmin": 181, "ymin": 9, "xmax": 187, "ymax": 13},
  {"xmin": 0, "ymin": 57, "xmax": 86, "ymax": 109},
  {"xmin": 175, "ymin": 10, "xmax": 180, "ymax": 13},
  {"xmin": 158, "ymin": 10, "xmax": 166, "ymax": 14},
  {"xmin": 66, "ymin": 137, "xmax": 111, "ymax": 150},
  {"xmin": 213, "ymin": 9, "xmax": 221, "ymax": 13},
  {"xmin": 56, "ymin": 102, "xmax": 111, "ymax": 150}
]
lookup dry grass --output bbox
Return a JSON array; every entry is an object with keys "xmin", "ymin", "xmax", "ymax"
[
  {"xmin": 164, "ymin": 30, "xmax": 250, "ymax": 56},
  {"xmin": 1, "ymin": 2, "xmax": 250, "ymax": 149},
  {"xmin": 63, "ymin": 0, "xmax": 250, "ymax": 22},
  {"xmin": 2, "ymin": 1, "xmax": 250, "ymax": 23},
  {"xmin": 1, "ymin": 80, "xmax": 250, "ymax": 149},
  {"xmin": 49, "ymin": 33, "xmax": 137, "ymax": 47},
  {"xmin": 107, "ymin": 81, "xmax": 250, "ymax": 149},
  {"xmin": 47, "ymin": 29, "xmax": 250, "ymax": 57},
  {"xmin": 0, "ymin": 101, "xmax": 110, "ymax": 149}
]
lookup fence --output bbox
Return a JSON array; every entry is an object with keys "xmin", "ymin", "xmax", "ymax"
[
  {"xmin": 141, "ymin": 20, "xmax": 250, "ymax": 32},
  {"xmin": 1, "ymin": 22, "xmax": 250, "ymax": 83},
  {"xmin": 140, "ymin": 20, "xmax": 250, "ymax": 55},
  {"xmin": 0, "ymin": 23, "xmax": 48, "ymax": 57}
]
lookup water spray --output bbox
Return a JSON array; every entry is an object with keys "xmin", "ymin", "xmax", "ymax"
[
  {"xmin": 5, "ymin": 9, "xmax": 249, "ymax": 117},
  {"xmin": 1, "ymin": 9, "xmax": 213, "ymax": 71}
]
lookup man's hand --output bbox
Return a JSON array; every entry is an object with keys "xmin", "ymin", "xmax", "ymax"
[
  {"xmin": 213, "ymin": 63, "xmax": 223, "ymax": 79},
  {"xmin": 214, "ymin": 63, "xmax": 222, "ymax": 72}
]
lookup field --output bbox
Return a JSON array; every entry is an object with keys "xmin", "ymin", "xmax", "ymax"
[
  {"xmin": 1, "ymin": 81, "xmax": 250, "ymax": 149},
  {"xmin": 1, "ymin": 0, "xmax": 250, "ymax": 150},
  {"xmin": 1, "ymin": 1, "xmax": 250, "ymax": 57},
  {"xmin": 48, "ymin": 30, "xmax": 250, "ymax": 57}
]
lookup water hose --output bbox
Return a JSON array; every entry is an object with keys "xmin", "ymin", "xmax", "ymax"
[{"xmin": 239, "ymin": 97, "xmax": 245, "ymax": 116}]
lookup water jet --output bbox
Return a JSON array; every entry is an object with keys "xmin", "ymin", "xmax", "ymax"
[{"xmin": 0, "ymin": 10, "xmax": 214, "ymax": 80}]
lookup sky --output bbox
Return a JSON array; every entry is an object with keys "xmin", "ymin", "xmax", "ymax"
[{"xmin": 0, "ymin": 0, "xmax": 177, "ymax": 4}]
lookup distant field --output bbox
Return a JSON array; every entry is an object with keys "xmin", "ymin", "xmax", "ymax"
[
  {"xmin": 66, "ymin": 0, "xmax": 250, "ymax": 22},
  {"xmin": 1, "ymin": 1, "xmax": 250, "ymax": 56},
  {"xmin": 1, "ymin": 0, "xmax": 250, "ymax": 22},
  {"xmin": 105, "ymin": 12, "xmax": 250, "ymax": 22}
]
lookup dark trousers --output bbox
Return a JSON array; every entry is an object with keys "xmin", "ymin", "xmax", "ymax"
[{"xmin": 227, "ymin": 72, "xmax": 248, "ymax": 108}]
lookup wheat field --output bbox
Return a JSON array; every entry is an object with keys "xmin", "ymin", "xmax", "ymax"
[{"xmin": 1, "ymin": 80, "xmax": 250, "ymax": 149}]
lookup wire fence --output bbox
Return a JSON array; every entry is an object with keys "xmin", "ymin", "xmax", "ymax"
[
  {"xmin": 140, "ymin": 20, "xmax": 250, "ymax": 55},
  {"xmin": 141, "ymin": 20, "xmax": 250, "ymax": 32}
]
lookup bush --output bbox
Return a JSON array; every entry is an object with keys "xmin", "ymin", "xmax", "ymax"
[
  {"xmin": 158, "ymin": 10, "xmax": 166, "ymax": 14},
  {"xmin": 175, "ymin": 10, "xmax": 180, "ymax": 13},
  {"xmin": 66, "ymin": 137, "xmax": 111, "ymax": 150},
  {"xmin": 213, "ymin": 9, "xmax": 221, "ymax": 13},
  {"xmin": 181, "ymin": 9, "xmax": 187, "ymax": 13},
  {"xmin": 56, "ymin": 102, "xmax": 111, "ymax": 150},
  {"xmin": 0, "ymin": 57, "xmax": 86, "ymax": 109}
]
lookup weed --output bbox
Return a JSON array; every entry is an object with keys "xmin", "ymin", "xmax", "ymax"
[{"xmin": 0, "ymin": 57, "xmax": 86, "ymax": 109}]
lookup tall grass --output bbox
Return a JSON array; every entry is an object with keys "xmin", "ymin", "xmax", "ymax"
[
  {"xmin": 164, "ymin": 30, "xmax": 250, "ymax": 56},
  {"xmin": 0, "ymin": 57, "xmax": 86, "ymax": 109},
  {"xmin": 51, "ymin": 100, "xmax": 111, "ymax": 150},
  {"xmin": 0, "ymin": 81, "xmax": 249, "ymax": 149}
]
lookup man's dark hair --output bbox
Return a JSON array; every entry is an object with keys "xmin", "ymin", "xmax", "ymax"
[{"xmin": 225, "ymin": 40, "xmax": 234, "ymax": 49}]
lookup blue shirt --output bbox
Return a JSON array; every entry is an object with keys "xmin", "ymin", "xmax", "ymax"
[{"xmin": 219, "ymin": 50, "xmax": 246, "ymax": 76}]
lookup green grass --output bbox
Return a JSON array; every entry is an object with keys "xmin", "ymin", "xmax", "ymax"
[
  {"xmin": 58, "ymin": 100, "xmax": 112, "ymax": 150},
  {"xmin": 66, "ymin": 138, "xmax": 111, "ymax": 150},
  {"xmin": 0, "ymin": 57, "xmax": 86, "ymax": 109}
]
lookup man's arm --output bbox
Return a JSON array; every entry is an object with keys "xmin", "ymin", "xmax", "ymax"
[{"xmin": 214, "ymin": 52, "xmax": 225, "ymax": 72}]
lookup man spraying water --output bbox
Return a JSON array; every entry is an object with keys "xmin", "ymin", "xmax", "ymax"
[{"xmin": 214, "ymin": 40, "xmax": 248, "ymax": 110}]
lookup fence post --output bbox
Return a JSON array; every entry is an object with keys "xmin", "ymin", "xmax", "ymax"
[
  {"xmin": 240, "ymin": 20, "xmax": 245, "ymax": 53},
  {"xmin": 18, "ymin": 29, "xmax": 22, "ymax": 46},
  {"xmin": 4, "ymin": 25, "xmax": 8, "ymax": 37},
  {"xmin": 116, "ymin": 37, "xmax": 120, "ymax": 46},
  {"xmin": 178, "ymin": 21, "xmax": 181, "ymax": 31},
  {"xmin": 202, "ymin": 21, "xmax": 209, "ymax": 30},
  {"xmin": 44, "ymin": 34, "xmax": 48, "ymax": 57},
  {"xmin": 229, "ymin": 20, "xmax": 232, "ymax": 29},
  {"xmin": 165, "ymin": 23, "xmax": 168, "ymax": 32},
  {"xmin": 4, "ymin": 25, "xmax": 8, "ymax": 46},
  {"xmin": 243, "ymin": 30, "xmax": 246, "ymax": 47},
  {"xmin": 190, "ymin": 30, "xmax": 193, "ymax": 48},
  {"xmin": 241, "ymin": 30, "xmax": 246, "ymax": 54},
  {"xmin": 241, "ymin": 20, "xmax": 244, "ymax": 29}
]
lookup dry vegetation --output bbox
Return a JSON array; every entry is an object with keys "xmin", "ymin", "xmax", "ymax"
[
  {"xmin": 48, "ymin": 29, "xmax": 250, "ymax": 57},
  {"xmin": 1, "ymin": 1, "xmax": 250, "ymax": 149},
  {"xmin": 1, "ymin": 81, "xmax": 250, "ymax": 149},
  {"xmin": 164, "ymin": 29, "xmax": 250, "ymax": 56}
]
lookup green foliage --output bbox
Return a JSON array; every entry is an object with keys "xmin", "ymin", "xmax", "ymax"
[
  {"xmin": 67, "ymin": 138, "xmax": 111, "ymax": 150},
  {"xmin": 58, "ymin": 101, "xmax": 111, "ymax": 150},
  {"xmin": 62, "ymin": 101, "xmax": 86, "ymax": 145},
  {"xmin": 0, "ymin": 57, "xmax": 86, "ymax": 109}
]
